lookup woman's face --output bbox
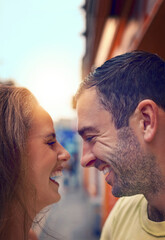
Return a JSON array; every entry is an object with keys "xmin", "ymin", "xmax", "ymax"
[{"xmin": 27, "ymin": 105, "xmax": 70, "ymax": 212}]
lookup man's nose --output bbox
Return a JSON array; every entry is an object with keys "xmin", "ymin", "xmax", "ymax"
[{"xmin": 80, "ymin": 142, "xmax": 95, "ymax": 168}]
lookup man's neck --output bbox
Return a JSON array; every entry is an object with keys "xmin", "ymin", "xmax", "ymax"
[
  {"xmin": 147, "ymin": 204, "xmax": 165, "ymax": 222},
  {"xmin": 146, "ymin": 192, "xmax": 165, "ymax": 222}
]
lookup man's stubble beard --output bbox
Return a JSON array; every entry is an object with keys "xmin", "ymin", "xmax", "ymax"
[{"xmin": 106, "ymin": 127, "xmax": 165, "ymax": 198}]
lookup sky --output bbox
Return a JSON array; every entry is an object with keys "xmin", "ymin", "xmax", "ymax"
[{"xmin": 0, "ymin": 0, "xmax": 84, "ymax": 121}]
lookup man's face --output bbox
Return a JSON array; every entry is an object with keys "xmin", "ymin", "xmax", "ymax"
[{"xmin": 77, "ymin": 87, "xmax": 163, "ymax": 197}]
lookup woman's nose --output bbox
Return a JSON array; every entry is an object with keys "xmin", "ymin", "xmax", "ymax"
[{"xmin": 57, "ymin": 143, "xmax": 70, "ymax": 162}]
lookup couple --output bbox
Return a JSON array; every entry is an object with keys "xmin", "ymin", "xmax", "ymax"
[{"xmin": 1, "ymin": 50, "xmax": 165, "ymax": 239}]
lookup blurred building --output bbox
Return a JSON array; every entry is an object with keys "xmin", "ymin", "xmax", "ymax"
[
  {"xmin": 80, "ymin": 0, "xmax": 165, "ymax": 225},
  {"xmin": 55, "ymin": 118, "xmax": 82, "ymax": 189}
]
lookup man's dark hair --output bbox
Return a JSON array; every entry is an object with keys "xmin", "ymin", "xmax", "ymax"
[{"xmin": 77, "ymin": 51, "xmax": 165, "ymax": 129}]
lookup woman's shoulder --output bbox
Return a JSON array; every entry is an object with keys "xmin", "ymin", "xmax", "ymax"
[{"xmin": 28, "ymin": 229, "xmax": 38, "ymax": 240}]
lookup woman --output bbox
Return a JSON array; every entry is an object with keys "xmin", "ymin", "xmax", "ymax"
[{"xmin": 0, "ymin": 85, "xmax": 70, "ymax": 239}]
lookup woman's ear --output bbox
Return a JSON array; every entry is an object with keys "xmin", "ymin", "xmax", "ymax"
[{"xmin": 137, "ymin": 100, "xmax": 158, "ymax": 142}]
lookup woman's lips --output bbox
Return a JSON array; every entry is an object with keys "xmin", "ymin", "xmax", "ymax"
[
  {"xmin": 49, "ymin": 168, "xmax": 63, "ymax": 184},
  {"xmin": 49, "ymin": 177, "xmax": 59, "ymax": 186}
]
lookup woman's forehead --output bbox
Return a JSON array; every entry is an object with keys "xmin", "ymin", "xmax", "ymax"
[{"xmin": 29, "ymin": 105, "xmax": 54, "ymax": 136}]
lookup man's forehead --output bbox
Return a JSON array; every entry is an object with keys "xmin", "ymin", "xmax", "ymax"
[
  {"xmin": 77, "ymin": 88, "xmax": 102, "ymax": 114},
  {"xmin": 77, "ymin": 89, "xmax": 114, "ymax": 136},
  {"xmin": 77, "ymin": 89, "xmax": 99, "ymax": 122},
  {"xmin": 77, "ymin": 89, "xmax": 100, "ymax": 136},
  {"xmin": 77, "ymin": 87, "xmax": 97, "ymax": 103}
]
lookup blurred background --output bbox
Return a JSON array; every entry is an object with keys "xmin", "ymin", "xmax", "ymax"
[{"xmin": 0, "ymin": 0, "xmax": 165, "ymax": 239}]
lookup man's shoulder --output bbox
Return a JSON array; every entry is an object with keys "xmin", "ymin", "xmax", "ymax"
[
  {"xmin": 101, "ymin": 195, "xmax": 145, "ymax": 239},
  {"xmin": 117, "ymin": 194, "xmax": 144, "ymax": 208},
  {"xmin": 110, "ymin": 194, "xmax": 145, "ymax": 218}
]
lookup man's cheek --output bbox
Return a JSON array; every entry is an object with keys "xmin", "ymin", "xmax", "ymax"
[{"xmin": 94, "ymin": 142, "xmax": 114, "ymax": 160}]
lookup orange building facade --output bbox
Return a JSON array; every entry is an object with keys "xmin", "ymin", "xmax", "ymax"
[{"xmin": 80, "ymin": 0, "xmax": 165, "ymax": 226}]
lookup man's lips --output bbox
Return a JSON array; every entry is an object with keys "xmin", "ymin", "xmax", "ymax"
[
  {"xmin": 102, "ymin": 166, "xmax": 112, "ymax": 175},
  {"xmin": 83, "ymin": 159, "xmax": 113, "ymax": 180},
  {"xmin": 86, "ymin": 159, "xmax": 112, "ymax": 172},
  {"xmin": 86, "ymin": 160, "xmax": 95, "ymax": 167},
  {"xmin": 96, "ymin": 163, "xmax": 113, "ymax": 183}
]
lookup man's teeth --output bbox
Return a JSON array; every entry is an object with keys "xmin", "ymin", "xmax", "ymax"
[
  {"xmin": 50, "ymin": 170, "xmax": 62, "ymax": 180},
  {"xmin": 103, "ymin": 167, "xmax": 111, "ymax": 175}
]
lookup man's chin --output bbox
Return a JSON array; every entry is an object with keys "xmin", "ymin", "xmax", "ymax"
[
  {"xmin": 112, "ymin": 185, "xmax": 139, "ymax": 198},
  {"xmin": 112, "ymin": 189, "xmax": 122, "ymax": 198},
  {"xmin": 105, "ymin": 177, "xmax": 129, "ymax": 198},
  {"xmin": 111, "ymin": 185, "xmax": 126, "ymax": 198}
]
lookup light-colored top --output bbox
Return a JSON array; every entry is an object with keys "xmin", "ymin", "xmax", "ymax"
[{"xmin": 100, "ymin": 194, "xmax": 165, "ymax": 240}]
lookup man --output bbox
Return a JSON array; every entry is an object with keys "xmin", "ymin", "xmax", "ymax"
[{"xmin": 76, "ymin": 51, "xmax": 165, "ymax": 239}]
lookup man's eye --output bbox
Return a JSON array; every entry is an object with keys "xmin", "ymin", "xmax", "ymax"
[
  {"xmin": 85, "ymin": 136, "xmax": 94, "ymax": 142},
  {"xmin": 47, "ymin": 141, "xmax": 56, "ymax": 146}
]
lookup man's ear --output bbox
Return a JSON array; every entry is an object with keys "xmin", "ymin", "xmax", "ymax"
[{"xmin": 137, "ymin": 100, "xmax": 158, "ymax": 142}]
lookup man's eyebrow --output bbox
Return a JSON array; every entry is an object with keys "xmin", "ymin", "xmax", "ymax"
[
  {"xmin": 78, "ymin": 127, "xmax": 99, "ymax": 137},
  {"xmin": 45, "ymin": 132, "xmax": 56, "ymax": 139}
]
